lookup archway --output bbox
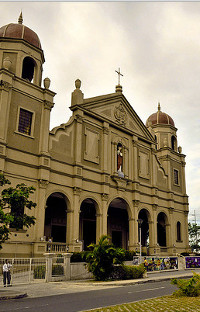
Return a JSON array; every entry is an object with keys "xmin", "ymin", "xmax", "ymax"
[
  {"xmin": 107, "ymin": 198, "xmax": 129, "ymax": 249},
  {"xmin": 79, "ymin": 199, "xmax": 97, "ymax": 250},
  {"xmin": 44, "ymin": 192, "xmax": 67, "ymax": 243},
  {"xmin": 22, "ymin": 56, "xmax": 35, "ymax": 82},
  {"xmin": 138, "ymin": 209, "xmax": 149, "ymax": 247},
  {"xmin": 157, "ymin": 212, "xmax": 167, "ymax": 247},
  {"xmin": 171, "ymin": 135, "xmax": 177, "ymax": 151}
]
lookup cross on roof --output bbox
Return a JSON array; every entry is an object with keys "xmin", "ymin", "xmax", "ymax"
[{"xmin": 115, "ymin": 68, "xmax": 123, "ymax": 85}]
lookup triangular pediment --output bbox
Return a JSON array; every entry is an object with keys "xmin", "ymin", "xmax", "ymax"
[{"xmin": 81, "ymin": 92, "xmax": 153, "ymax": 142}]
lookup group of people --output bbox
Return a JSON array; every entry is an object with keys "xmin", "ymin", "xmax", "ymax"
[{"xmin": 2, "ymin": 259, "xmax": 12, "ymax": 287}]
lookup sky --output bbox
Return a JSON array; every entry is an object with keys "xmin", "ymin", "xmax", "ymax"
[{"xmin": 0, "ymin": 1, "xmax": 200, "ymax": 223}]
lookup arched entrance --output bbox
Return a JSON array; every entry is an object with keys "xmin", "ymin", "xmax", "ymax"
[
  {"xmin": 107, "ymin": 198, "xmax": 129, "ymax": 249},
  {"xmin": 44, "ymin": 192, "xmax": 67, "ymax": 243},
  {"xmin": 157, "ymin": 212, "xmax": 167, "ymax": 247},
  {"xmin": 138, "ymin": 209, "xmax": 149, "ymax": 247},
  {"xmin": 79, "ymin": 199, "xmax": 97, "ymax": 250}
]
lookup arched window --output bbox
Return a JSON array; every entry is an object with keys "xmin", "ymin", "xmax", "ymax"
[
  {"xmin": 22, "ymin": 57, "xmax": 35, "ymax": 82},
  {"xmin": 171, "ymin": 136, "xmax": 176, "ymax": 151},
  {"xmin": 155, "ymin": 135, "xmax": 157, "ymax": 150},
  {"xmin": 177, "ymin": 221, "xmax": 181, "ymax": 241}
]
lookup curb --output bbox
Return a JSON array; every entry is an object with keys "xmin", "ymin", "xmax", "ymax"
[{"xmin": 0, "ymin": 292, "xmax": 27, "ymax": 300}]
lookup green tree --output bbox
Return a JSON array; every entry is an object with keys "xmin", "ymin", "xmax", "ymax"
[
  {"xmin": 188, "ymin": 222, "xmax": 200, "ymax": 252},
  {"xmin": 85, "ymin": 235, "xmax": 125, "ymax": 281},
  {"xmin": 0, "ymin": 173, "xmax": 36, "ymax": 248}
]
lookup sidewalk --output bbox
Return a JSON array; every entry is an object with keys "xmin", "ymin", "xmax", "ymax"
[{"xmin": 1, "ymin": 269, "xmax": 200, "ymax": 300}]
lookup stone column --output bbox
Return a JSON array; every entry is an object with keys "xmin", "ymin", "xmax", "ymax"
[
  {"xmin": 35, "ymin": 180, "xmax": 49, "ymax": 241},
  {"xmin": 0, "ymin": 78, "xmax": 12, "ymax": 143},
  {"xmin": 96, "ymin": 213, "xmax": 103, "ymax": 243},
  {"xmin": 124, "ymin": 147, "xmax": 129, "ymax": 178},
  {"xmin": 44, "ymin": 253, "xmax": 54, "ymax": 282},
  {"xmin": 102, "ymin": 198, "xmax": 108, "ymax": 236},
  {"xmin": 151, "ymin": 204, "xmax": 159, "ymax": 255},
  {"xmin": 128, "ymin": 218, "xmax": 135, "ymax": 249},
  {"xmin": 102, "ymin": 123, "xmax": 109, "ymax": 172},
  {"xmin": 63, "ymin": 253, "xmax": 72, "ymax": 280},
  {"xmin": 72, "ymin": 188, "xmax": 81, "ymax": 249},
  {"xmin": 74, "ymin": 110, "xmax": 83, "ymax": 165},
  {"xmin": 40, "ymin": 101, "xmax": 54, "ymax": 154},
  {"xmin": 112, "ymin": 142, "xmax": 118, "ymax": 174}
]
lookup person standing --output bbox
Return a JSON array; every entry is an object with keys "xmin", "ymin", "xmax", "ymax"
[{"xmin": 3, "ymin": 259, "xmax": 12, "ymax": 287}]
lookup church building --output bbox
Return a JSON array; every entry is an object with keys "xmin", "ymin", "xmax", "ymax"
[{"xmin": 0, "ymin": 15, "xmax": 190, "ymax": 257}]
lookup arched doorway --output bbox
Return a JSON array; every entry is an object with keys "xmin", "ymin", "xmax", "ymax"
[
  {"xmin": 157, "ymin": 212, "xmax": 167, "ymax": 247},
  {"xmin": 138, "ymin": 209, "xmax": 149, "ymax": 247},
  {"xmin": 44, "ymin": 192, "xmax": 67, "ymax": 243},
  {"xmin": 107, "ymin": 198, "xmax": 129, "ymax": 249},
  {"xmin": 79, "ymin": 199, "xmax": 97, "ymax": 250}
]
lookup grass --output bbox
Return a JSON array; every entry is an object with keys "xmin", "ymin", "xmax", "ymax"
[{"xmin": 83, "ymin": 296, "xmax": 200, "ymax": 311}]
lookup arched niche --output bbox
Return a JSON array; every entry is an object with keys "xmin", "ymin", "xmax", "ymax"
[
  {"xmin": 107, "ymin": 198, "xmax": 129, "ymax": 249},
  {"xmin": 177, "ymin": 221, "xmax": 181, "ymax": 241},
  {"xmin": 157, "ymin": 212, "xmax": 168, "ymax": 247},
  {"xmin": 79, "ymin": 198, "xmax": 97, "ymax": 250},
  {"xmin": 138, "ymin": 209, "xmax": 150, "ymax": 247},
  {"xmin": 22, "ymin": 56, "xmax": 36, "ymax": 82},
  {"xmin": 44, "ymin": 192, "xmax": 68, "ymax": 243}
]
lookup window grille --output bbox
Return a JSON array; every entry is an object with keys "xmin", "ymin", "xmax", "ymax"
[
  {"xmin": 18, "ymin": 108, "xmax": 33, "ymax": 135},
  {"xmin": 174, "ymin": 169, "xmax": 179, "ymax": 185}
]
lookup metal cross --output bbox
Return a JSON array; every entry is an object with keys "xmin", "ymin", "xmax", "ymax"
[{"xmin": 115, "ymin": 68, "xmax": 123, "ymax": 85}]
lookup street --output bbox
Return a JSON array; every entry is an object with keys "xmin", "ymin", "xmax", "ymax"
[{"xmin": 0, "ymin": 280, "xmax": 177, "ymax": 312}]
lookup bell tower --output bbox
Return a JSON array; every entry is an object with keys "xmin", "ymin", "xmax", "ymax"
[{"xmin": 0, "ymin": 14, "xmax": 55, "ymax": 172}]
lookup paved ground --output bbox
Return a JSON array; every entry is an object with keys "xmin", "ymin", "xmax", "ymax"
[{"xmin": 0, "ymin": 268, "xmax": 200, "ymax": 300}]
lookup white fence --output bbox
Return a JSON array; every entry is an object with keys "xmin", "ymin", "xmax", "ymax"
[
  {"xmin": 0, "ymin": 258, "xmax": 47, "ymax": 284},
  {"xmin": 1, "ymin": 255, "xmax": 199, "ymax": 285}
]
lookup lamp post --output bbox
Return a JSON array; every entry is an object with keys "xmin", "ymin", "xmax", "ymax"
[{"xmin": 137, "ymin": 219, "xmax": 143, "ymax": 264}]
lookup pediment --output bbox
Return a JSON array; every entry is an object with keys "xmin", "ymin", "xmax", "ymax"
[{"xmin": 82, "ymin": 93, "xmax": 153, "ymax": 141}]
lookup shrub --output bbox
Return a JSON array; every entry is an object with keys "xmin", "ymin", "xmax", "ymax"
[
  {"xmin": 171, "ymin": 273, "xmax": 200, "ymax": 297},
  {"xmin": 109, "ymin": 264, "xmax": 145, "ymax": 280},
  {"xmin": 34, "ymin": 265, "xmax": 46, "ymax": 279},
  {"xmin": 52, "ymin": 264, "xmax": 64, "ymax": 276},
  {"xmin": 71, "ymin": 252, "xmax": 83, "ymax": 262},
  {"xmin": 124, "ymin": 250, "xmax": 136, "ymax": 261},
  {"xmin": 85, "ymin": 235, "xmax": 125, "ymax": 281},
  {"xmin": 70, "ymin": 251, "xmax": 90, "ymax": 262}
]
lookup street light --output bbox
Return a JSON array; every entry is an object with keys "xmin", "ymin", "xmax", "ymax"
[{"xmin": 137, "ymin": 219, "xmax": 143, "ymax": 264}]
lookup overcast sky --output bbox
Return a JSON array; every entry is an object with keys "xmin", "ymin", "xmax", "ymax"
[{"xmin": 0, "ymin": 1, "xmax": 200, "ymax": 223}]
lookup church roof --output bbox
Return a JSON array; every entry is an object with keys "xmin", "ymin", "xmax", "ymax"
[
  {"xmin": 146, "ymin": 103, "xmax": 175, "ymax": 127},
  {"xmin": 0, "ymin": 13, "xmax": 42, "ymax": 49}
]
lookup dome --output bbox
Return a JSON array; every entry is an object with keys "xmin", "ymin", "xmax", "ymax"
[
  {"xmin": 146, "ymin": 103, "xmax": 175, "ymax": 127},
  {"xmin": 0, "ymin": 13, "xmax": 42, "ymax": 49}
]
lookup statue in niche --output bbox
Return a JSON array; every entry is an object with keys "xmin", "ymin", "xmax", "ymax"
[{"xmin": 117, "ymin": 143, "xmax": 124, "ymax": 177}]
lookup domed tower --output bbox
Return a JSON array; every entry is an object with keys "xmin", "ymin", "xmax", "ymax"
[
  {"xmin": 146, "ymin": 103, "xmax": 178, "ymax": 151},
  {"xmin": 0, "ymin": 12, "xmax": 44, "ymax": 85},
  {"xmin": 146, "ymin": 103, "xmax": 188, "ymax": 197},
  {"xmin": 0, "ymin": 14, "xmax": 56, "ymax": 212}
]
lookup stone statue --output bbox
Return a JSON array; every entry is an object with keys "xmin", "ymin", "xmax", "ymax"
[{"xmin": 117, "ymin": 144, "xmax": 123, "ymax": 172}]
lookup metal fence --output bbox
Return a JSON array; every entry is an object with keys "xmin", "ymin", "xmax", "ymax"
[{"xmin": 0, "ymin": 258, "xmax": 47, "ymax": 284}]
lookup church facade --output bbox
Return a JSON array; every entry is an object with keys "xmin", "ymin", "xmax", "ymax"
[{"xmin": 0, "ymin": 16, "xmax": 190, "ymax": 257}]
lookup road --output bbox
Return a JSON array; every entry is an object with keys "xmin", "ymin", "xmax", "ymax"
[{"xmin": 0, "ymin": 280, "xmax": 177, "ymax": 312}]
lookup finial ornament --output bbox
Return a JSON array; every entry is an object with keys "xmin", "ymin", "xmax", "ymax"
[
  {"xmin": 75, "ymin": 79, "xmax": 81, "ymax": 89},
  {"xmin": 115, "ymin": 68, "xmax": 123, "ymax": 85},
  {"xmin": 18, "ymin": 11, "xmax": 23, "ymax": 24},
  {"xmin": 158, "ymin": 102, "xmax": 161, "ymax": 111}
]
